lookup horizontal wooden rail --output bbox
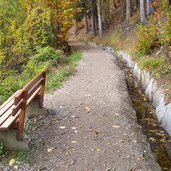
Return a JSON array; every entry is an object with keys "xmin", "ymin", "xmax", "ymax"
[{"xmin": 0, "ymin": 70, "xmax": 46, "ymax": 140}]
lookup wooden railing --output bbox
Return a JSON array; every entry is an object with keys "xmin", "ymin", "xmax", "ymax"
[{"xmin": 0, "ymin": 71, "xmax": 46, "ymax": 140}]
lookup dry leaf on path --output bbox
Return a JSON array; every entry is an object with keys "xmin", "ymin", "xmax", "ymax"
[
  {"xmin": 59, "ymin": 126, "xmax": 66, "ymax": 129},
  {"xmin": 85, "ymin": 106, "xmax": 91, "ymax": 113},
  {"xmin": 112, "ymin": 125, "xmax": 120, "ymax": 128},
  {"xmin": 47, "ymin": 147, "xmax": 55, "ymax": 153},
  {"xmin": 9, "ymin": 159, "xmax": 16, "ymax": 166}
]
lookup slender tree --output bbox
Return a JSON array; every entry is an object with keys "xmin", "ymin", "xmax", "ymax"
[
  {"xmin": 91, "ymin": 0, "xmax": 96, "ymax": 35},
  {"xmin": 83, "ymin": 1, "xmax": 89, "ymax": 33},
  {"xmin": 97, "ymin": 0, "xmax": 103, "ymax": 36},
  {"xmin": 140, "ymin": 0, "xmax": 147, "ymax": 24},
  {"xmin": 126, "ymin": 0, "xmax": 131, "ymax": 21},
  {"xmin": 146, "ymin": 0, "xmax": 154, "ymax": 16}
]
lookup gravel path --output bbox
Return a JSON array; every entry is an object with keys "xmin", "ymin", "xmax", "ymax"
[{"xmin": 1, "ymin": 42, "xmax": 161, "ymax": 171}]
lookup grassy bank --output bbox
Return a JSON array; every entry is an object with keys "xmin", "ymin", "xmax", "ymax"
[
  {"xmin": 46, "ymin": 51, "xmax": 82, "ymax": 92},
  {"xmin": 0, "ymin": 50, "xmax": 82, "ymax": 105}
]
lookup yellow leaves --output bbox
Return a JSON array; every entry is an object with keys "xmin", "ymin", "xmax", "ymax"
[{"xmin": 0, "ymin": 49, "xmax": 5, "ymax": 64}]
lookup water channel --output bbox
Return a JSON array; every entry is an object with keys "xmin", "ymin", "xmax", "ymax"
[{"xmin": 126, "ymin": 68, "xmax": 171, "ymax": 171}]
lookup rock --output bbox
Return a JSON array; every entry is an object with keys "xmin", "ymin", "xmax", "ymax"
[
  {"xmin": 69, "ymin": 159, "xmax": 75, "ymax": 165},
  {"xmin": 14, "ymin": 165, "xmax": 19, "ymax": 170}
]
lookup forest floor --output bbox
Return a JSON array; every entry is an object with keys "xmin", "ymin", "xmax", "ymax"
[{"xmin": 1, "ymin": 42, "xmax": 161, "ymax": 171}]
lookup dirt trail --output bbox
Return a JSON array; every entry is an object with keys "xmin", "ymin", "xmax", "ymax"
[{"xmin": 2, "ymin": 42, "xmax": 161, "ymax": 171}]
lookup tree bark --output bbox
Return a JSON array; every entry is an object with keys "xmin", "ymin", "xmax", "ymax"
[
  {"xmin": 97, "ymin": 0, "xmax": 103, "ymax": 36},
  {"xmin": 102, "ymin": 0, "xmax": 107, "ymax": 30},
  {"xmin": 83, "ymin": 2, "xmax": 88, "ymax": 34},
  {"xmin": 140, "ymin": 0, "xmax": 147, "ymax": 24},
  {"xmin": 146, "ymin": 0, "xmax": 154, "ymax": 16},
  {"xmin": 84, "ymin": 10, "xmax": 88, "ymax": 34},
  {"xmin": 134, "ymin": 0, "xmax": 139, "ymax": 10},
  {"xmin": 126, "ymin": 0, "xmax": 131, "ymax": 21},
  {"xmin": 121, "ymin": 0, "xmax": 126, "ymax": 17},
  {"xmin": 91, "ymin": 0, "xmax": 96, "ymax": 35}
]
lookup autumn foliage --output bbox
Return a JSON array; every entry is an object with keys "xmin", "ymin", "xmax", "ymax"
[{"xmin": 0, "ymin": 0, "xmax": 79, "ymax": 78}]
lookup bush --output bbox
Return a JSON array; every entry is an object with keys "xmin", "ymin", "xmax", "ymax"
[
  {"xmin": 0, "ymin": 46, "xmax": 63, "ymax": 104},
  {"xmin": 160, "ymin": 1, "xmax": 171, "ymax": 46},
  {"xmin": 136, "ymin": 16, "xmax": 161, "ymax": 55},
  {"xmin": 23, "ymin": 46, "xmax": 63, "ymax": 77},
  {"xmin": 34, "ymin": 47, "xmax": 63, "ymax": 63}
]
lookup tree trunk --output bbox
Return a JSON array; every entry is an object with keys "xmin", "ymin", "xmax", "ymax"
[
  {"xmin": 140, "ymin": 0, "xmax": 147, "ymax": 24},
  {"xmin": 84, "ymin": 10, "xmax": 88, "ymax": 34},
  {"xmin": 102, "ymin": 0, "xmax": 107, "ymax": 30},
  {"xmin": 97, "ymin": 0, "xmax": 103, "ymax": 36},
  {"xmin": 91, "ymin": 0, "xmax": 96, "ymax": 35},
  {"xmin": 107, "ymin": 0, "xmax": 111, "ymax": 23},
  {"xmin": 146, "ymin": 0, "xmax": 154, "ymax": 16},
  {"xmin": 121, "ymin": 0, "xmax": 126, "ymax": 17},
  {"xmin": 134, "ymin": 0, "xmax": 139, "ymax": 10},
  {"xmin": 126, "ymin": 0, "xmax": 131, "ymax": 21}
]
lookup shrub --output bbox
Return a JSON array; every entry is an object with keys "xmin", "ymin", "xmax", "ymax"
[
  {"xmin": 34, "ymin": 47, "xmax": 63, "ymax": 63},
  {"xmin": 136, "ymin": 16, "xmax": 161, "ymax": 55},
  {"xmin": 160, "ymin": 1, "xmax": 171, "ymax": 46},
  {"xmin": 23, "ymin": 46, "xmax": 63, "ymax": 77}
]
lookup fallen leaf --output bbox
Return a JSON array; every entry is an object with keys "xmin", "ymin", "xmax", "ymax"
[
  {"xmin": 71, "ymin": 141, "xmax": 77, "ymax": 144},
  {"xmin": 72, "ymin": 127, "xmax": 77, "ymax": 130},
  {"xmin": 9, "ymin": 159, "xmax": 16, "ymax": 166},
  {"xmin": 69, "ymin": 159, "xmax": 75, "ymax": 165},
  {"xmin": 133, "ymin": 140, "xmax": 138, "ymax": 143},
  {"xmin": 71, "ymin": 115, "xmax": 79, "ymax": 118},
  {"xmin": 112, "ymin": 125, "xmax": 120, "ymax": 128},
  {"xmin": 47, "ymin": 147, "xmax": 55, "ymax": 153},
  {"xmin": 85, "ymin": 106, "xmax": 91, "ymax": 113},
  {"xmin": 59, "ymin": 126, "xmax": 66, "ymax": 129},
  {"xmin": 96, "ymin": 148, "xmax": 101, "ymax": 152}
]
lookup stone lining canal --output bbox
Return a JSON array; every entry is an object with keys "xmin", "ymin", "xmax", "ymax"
[{"xmin": 126, "ymin": 69, "xmax": 171, "ymax": 171}]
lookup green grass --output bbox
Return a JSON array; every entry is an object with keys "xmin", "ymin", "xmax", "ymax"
[
  {"xmin": 0, "ymin": 141, "xmax": 6, "ymax": 156},
  {"xmin": 139, "ymin": 56, "xmax": 167, "ymax": 71},
  {"xmin": 0, "ymin": 51, "xmax": 82, "ymax": 104},
  {"xmin": 16, "ymin": 149, "xmax": 32, "ymax": 164},
  {"xmin": 46, "ymin": 51, "xmax": 81, "ymax": 92}
]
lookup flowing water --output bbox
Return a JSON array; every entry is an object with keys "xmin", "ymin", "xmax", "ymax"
[{"xmin": 126, "ymin": 69, "xmax": 171, "ymax": 171}]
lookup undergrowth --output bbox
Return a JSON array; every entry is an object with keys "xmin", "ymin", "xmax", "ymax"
[
  {"xmin": 15, "ymin": 149, "xmax": 32, "ymax": 164},
  {"xmin": 46, "ymin": 51, "xmax": 81, "ymax": 92},
  {"xmin": 0, "ymin": 50, "xmax": 81, "ymax": 104},
  {"xmin": 0, "ymin": 141, "xmax": 6, "ymax": 156}
]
